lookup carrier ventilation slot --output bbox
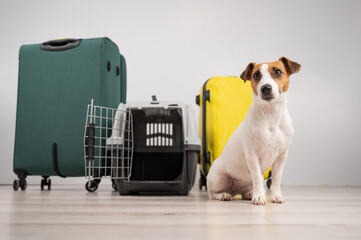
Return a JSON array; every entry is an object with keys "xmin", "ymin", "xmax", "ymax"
[{"xmin": 146, "ymin": 123, "xmax": 173, "ymax": 146}]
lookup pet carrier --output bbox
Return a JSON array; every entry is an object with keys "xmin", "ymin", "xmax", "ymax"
[{"xmin": 84, "ymin": 97, "xmax": 201, "ymax": 194}]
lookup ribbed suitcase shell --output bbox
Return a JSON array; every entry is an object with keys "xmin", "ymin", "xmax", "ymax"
[{"xmin": 14, "ymin": 38, "xmax": 126, "ymax": 179}]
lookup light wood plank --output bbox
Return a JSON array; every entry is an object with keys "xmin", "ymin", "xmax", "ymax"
[{"xmin": 0, "ymin": 185, "xmax": 360, "ymax": 240}]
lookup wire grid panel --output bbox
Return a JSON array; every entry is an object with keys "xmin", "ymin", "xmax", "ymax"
[{"xmin": 84, "ymin": 102, "xmax": 133, "ymax": 180}]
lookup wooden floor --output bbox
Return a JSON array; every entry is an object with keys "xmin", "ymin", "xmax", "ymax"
[{"xmin": 0, "ymin": 184, "xmax": 360, "ymax": 240}]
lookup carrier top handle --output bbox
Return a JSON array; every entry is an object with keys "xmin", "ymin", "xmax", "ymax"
[
  {"xmin": 40, "ymin": 38, "xmax": 82, "ymax": 51},
  {"xmin": 53, "ymin": 143, "xmax": 66, "ymax": 178},
  {"xmin": 151, "ymin": 95, "xmax": 159, "ymax": 104}
]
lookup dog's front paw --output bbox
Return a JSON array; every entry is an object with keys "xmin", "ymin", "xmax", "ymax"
[
  {"xmin": 270, "ymin": 191, "xmax": 285, "ymax": 204},
  {"xmin": 251, "ymin": 193, "xmax": 267, "ymax": 205}
]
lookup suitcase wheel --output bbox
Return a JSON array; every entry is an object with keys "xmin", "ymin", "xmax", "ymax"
[
  {"xmin": 85, "ymin": 180, "xmax": 99, "ymax": 192},
  {"xmin": 20, "ymin": 179, "xmax": 27, "ymax": 191},
  {"xmin": 48, "ymin": 179, "xmax": 52, "ymax": 190},
  {"xmin": 14, "ymin": 170, "xmax": 27, "ymax": 191},
  {"xmin": 41, "ymin": 177, "xmax": 51, "ymax": 191},
  {"xmin": 199, "ymin": 174, "xmax": 207, "ymax": 191},
  {"xmin": 13, "ymin": 179, "xmax": 20, "ymax": 191},
  {"xmin": 13, "ymin": 178, "xmax": 27, "ymax": 191}
]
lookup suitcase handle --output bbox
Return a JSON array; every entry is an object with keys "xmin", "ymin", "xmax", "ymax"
[
  {"xmin": 40, "ymin": 38, "xmax": 82, "ymax": 51},
  {"xmin": 201, "ymin": 82, "xmax": 211, "ymax": 176}
]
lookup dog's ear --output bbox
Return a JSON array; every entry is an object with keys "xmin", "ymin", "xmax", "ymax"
[
  {"xmin": 240, "ymin": 62, "xmax": 255, "ymax": 83},
  {"xmin": 279, "ymin": 57, "xmax": 301, "ymax": 75}
]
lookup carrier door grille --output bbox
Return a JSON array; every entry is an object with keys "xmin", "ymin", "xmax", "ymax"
[{"xmin": 146, "ymin": 123, "xmax": 173, "ymax": 146}]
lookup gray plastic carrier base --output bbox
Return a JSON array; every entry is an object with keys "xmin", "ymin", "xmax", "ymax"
[{"xmin": 114, "ymin": 145, "xmax": 199, "ymax": 195}]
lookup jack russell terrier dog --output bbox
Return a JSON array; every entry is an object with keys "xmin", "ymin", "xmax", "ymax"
[{"xmin": 207, "ymin": 57, "xmax": 301, "ymax": 205}]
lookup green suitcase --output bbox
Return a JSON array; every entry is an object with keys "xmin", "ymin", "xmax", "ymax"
[{"xmin": 13, "ymin": 38, "xmax": 126, "ymax": 191}]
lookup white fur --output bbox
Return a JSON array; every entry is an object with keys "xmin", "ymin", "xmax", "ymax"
[
  {"xmin": 207, "ymin": 64, "xmax": 294, "ymax": 205},
  {"xmin": 258, "ymin": 64, "xmax": 280, "ymax": 99}
]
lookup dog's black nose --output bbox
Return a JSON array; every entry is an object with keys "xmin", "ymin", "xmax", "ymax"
[{"xmin": 261, "ymin": 84, "xmax": 272, "ymax": 95}]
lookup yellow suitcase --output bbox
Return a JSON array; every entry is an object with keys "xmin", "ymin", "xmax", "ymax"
[{"xmin": 196, "ymin": 76, "xmax": 272, "ymax": 190}]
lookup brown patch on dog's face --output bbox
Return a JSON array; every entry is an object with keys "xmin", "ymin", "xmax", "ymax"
[
  {"xmin": 279, "ymin": 57, "xmax": 301, "ymax": 75},
  {"xmin": 241, "ymin": 63, "xmax": 263, "ymax": 95},
  {"xmin": 249, "ymin": 64, "xmax": 262, "ymax": 96},
  {"xmin": 268, "ymin": 61, "xmax": 290, "ymax": 93},
  {"xmin": 240, "ymin": 62, "xmax": 255, "ymax": 82}
]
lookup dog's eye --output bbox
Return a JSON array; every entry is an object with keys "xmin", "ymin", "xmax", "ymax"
[
  {"xmin": 253, "ymin": 72, "xmax": 260, "ymax": 80},
  {"xmin": 274, "ymin": 69, "xmax": 282, "ymax": 77}
]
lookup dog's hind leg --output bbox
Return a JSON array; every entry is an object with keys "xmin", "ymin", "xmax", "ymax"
[
  {"xmin": 207, "ymin": 167, "xmax": 233, "ymax": 201},
  {"xmin": 209, "ymin": 192, "xmax": 233, "ymax": 201}
]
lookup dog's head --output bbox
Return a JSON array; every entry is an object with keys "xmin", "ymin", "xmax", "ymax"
[{"xmin": 241, "ymin": 57, "xmax": 301, "ymax": 102}]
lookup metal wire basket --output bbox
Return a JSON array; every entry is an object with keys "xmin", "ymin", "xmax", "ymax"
[{"xmin": 84, "ymin": 99, "xmax": 133, "ymax": 192}]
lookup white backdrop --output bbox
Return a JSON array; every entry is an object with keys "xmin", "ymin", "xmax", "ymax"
[{"xmin": 1, "ymin": 0, "xmax": 360, "ymax": 186}]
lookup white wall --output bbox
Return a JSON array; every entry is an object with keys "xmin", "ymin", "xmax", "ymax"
[{"xmin": 1, "ymin": 0, "xmax": 360, "ymax": 186}]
